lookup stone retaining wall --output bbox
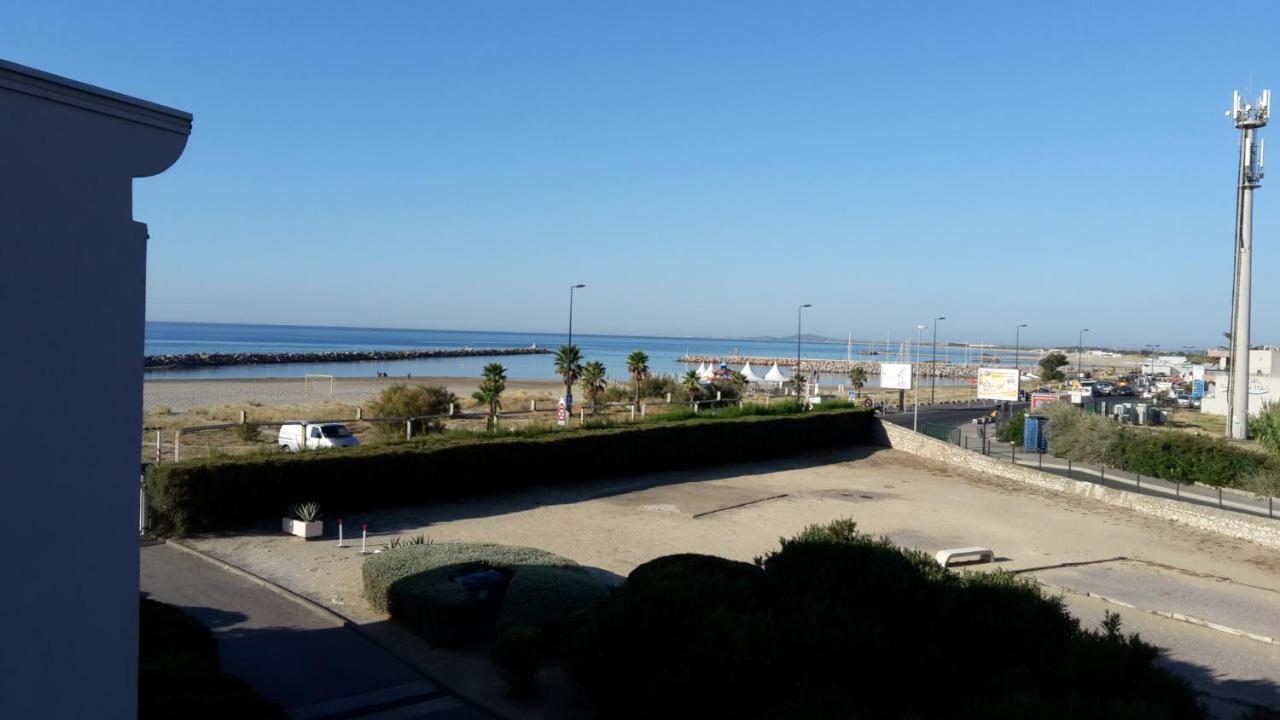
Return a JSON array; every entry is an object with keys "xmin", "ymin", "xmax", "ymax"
[{"xmin": 870, "ymin": 419, "xmax": 1280, "ymax": 550}]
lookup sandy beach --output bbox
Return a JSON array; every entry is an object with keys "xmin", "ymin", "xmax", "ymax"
[{"xmin": 143, "ymin": 376, "xmax": 567, "ymax": 413}]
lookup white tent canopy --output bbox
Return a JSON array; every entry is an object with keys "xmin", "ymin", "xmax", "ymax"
[
  {"xmin": 740, "ymin": 361, "xmax": 764, "ymax": 383},
  {"xmin": 699, "ymin": 362, "xmax": 716, "ymax": 380},
  {"xmin": 764, "ymin": 362, "xmax": 789, "ymax": 383}
]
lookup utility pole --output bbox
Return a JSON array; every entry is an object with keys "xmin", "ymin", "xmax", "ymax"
[
  {"xmin": 1228, "ymin": 89, "xmax": 1269, "ymax": 439},
  {"xmin": 1078, "ymin": 328, "xmax": 1089, "ymax": 379},
  {"xmin": 796, "ymin": 304, "xmax": 812, "ymax": 400},
  {"xmin": 914, "ymin": 323, "xmax": 926, "ymax": 431},
  {"xmin": 930, "ymin": 316, "xmax": 946, "ymax": 403},
  {"xmin": 1016, "ymin": 324, "xmax": 1027, "ymax": 397}
]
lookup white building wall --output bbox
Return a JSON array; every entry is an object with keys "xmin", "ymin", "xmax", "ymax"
[{"xmin": 0, "ymin": 60, "xmax": 189, "ymax": 719}]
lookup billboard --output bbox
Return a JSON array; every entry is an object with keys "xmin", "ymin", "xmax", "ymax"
[
  {"xmin": 976, "ymin": 367, "xmax": 1019, "ymax": 401},
  {"xmin": 880, "ymin": 363, "xmax": 912, "ymax": 390}
]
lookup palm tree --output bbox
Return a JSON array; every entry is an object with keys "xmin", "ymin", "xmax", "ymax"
[
  {"xmin": 580, "ymin": 361, "xmax": 608, "ymax": 413},
  {"xmin": 848, "ymin": 367, "xmax": 868, "ymax": 390},
  {"xmin": 729, "ymin": 371, "xmax": 748, "ymax": 398},
  {"xmin": 471, "ymin": 363, "xmax": 507, "ymax": 430},
  {"xmin": 627, "ymin": 351, "xmax": 650, "ymax": 407},
  {"xmin": 554, "ymin": 344, "xmax": 583, "ymax": 407},
  {"xmin": 682, "ymin": 370, "xmax": 703, "ymax": 401}
]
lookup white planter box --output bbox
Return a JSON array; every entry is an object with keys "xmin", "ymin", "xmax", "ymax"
[{"xmin": 282, "ymin": 518, "xmax": 323, "ymax": 539}]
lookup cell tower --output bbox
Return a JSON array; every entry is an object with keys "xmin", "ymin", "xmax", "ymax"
[{"xmin": 1226, "ymin": 88, "xmax": 1270, "ymax": 439}]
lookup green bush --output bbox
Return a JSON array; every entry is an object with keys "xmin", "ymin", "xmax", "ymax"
[
  {"xmin": 367, "ymin": 383, "xmax": 458, "ymax": 438},
  {"xmin": 489, "ymin": 623, "xmax": 545, "ymax": 696},
  {"xmin": 563, "ymin": 520, "xmax": 1203, "ymax": 719},
  {"xmin": 1042, "ymin": 401, "xmax": 1123, "ymax": 465},
  {"xmin": 998, "ymin": 409, "xmax": 1026, "ymax": 444},
  {"xmin": 1115, "ymin": 429, "xmax": 1272, "ymax": 487},
  {"xmin": 1250, "ymin": 401, "xmax": 1280, "ymax": 458},
  {"xmin": 147, "ymin": 409, "xmax": 873, "ymax": 535},
  {"xmin": 139, "ymin": 598, "xmax": 287, "ymax": 720},
  {"xmin": 363, "ymin": 542, "xmax": 578, "ymax": 613},
  {"xmin": 490, "ymin": 566, "xmax": 609, "ymax": 695}
]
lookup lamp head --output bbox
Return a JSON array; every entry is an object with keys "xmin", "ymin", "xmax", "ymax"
[
  {"xmin": 800, "ymin": 303, "xmax": 812, "ymax": 308},
  {"xmin": 572, "ymin": 284, "xmax": 586, "ymax": 289}
]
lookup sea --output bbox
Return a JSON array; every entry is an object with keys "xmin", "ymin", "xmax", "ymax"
[{"xmin": 144, "ymin": 321, "xmax": 999, "ymax": 385}]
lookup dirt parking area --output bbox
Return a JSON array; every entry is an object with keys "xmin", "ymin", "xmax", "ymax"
[{"xmin": 184, "ymin": 445, "xmax": 1280, "ymax": 713}]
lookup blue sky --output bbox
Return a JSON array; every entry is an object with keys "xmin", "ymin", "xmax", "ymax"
[{"xmin": 3, "ymin": 2, "xmax": 1278, "ymax": 349}]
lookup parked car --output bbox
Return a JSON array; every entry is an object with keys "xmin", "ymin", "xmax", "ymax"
[
  {"xmin": 1174, "ymin": 393, "xmax": 1192, "ymax": 408},
  {"xmin": 278, "ymin": 421, "xmax": 360, "ymax": 451},
  {"xmin": 1113, "ymin": 385, "xmax": 1136, "ymax": 396},
  {"xmin": 1094, "ymin": 382, "xmax": 1116, "ymax": 396}
]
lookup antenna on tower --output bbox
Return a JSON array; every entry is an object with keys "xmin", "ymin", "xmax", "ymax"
[{"xmin": 1225, "ymin": 87, "xmax": 1270, "ymax": 440}]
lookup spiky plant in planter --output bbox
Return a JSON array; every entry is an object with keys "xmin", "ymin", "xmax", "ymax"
[{"xmin": 282, "ymin": 502, "xmax": 323, "ymax": 539}]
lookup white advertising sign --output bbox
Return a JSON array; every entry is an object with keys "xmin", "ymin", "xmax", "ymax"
[
  {"xmin": 976, "ymin": 367, "xmax": 1019, "ymax": 401},
  {"xmin": 880, "ymin": 363, "xmax": 912, "ymax": 390}
]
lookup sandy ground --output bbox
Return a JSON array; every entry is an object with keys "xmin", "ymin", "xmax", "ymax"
[
  {"xmin": 185, "ymin": 446, "xmax": 1280, "ymax": 715},
  {"xmin": 144, "ymin": 376, "xmax": 568, "ymax": 413}
]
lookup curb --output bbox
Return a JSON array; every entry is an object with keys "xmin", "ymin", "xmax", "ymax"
[
  {"xmin": 164, "ymin": 539, "xmax": 506, "ymax": 719},
  {"xmin": 1034, "ymin": 578, "xmax": 1277, "ymax": 646}
]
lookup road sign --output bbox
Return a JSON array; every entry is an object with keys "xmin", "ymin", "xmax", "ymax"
[
  {"xmin": 557, "ymin": 398, "xmax": 568, "ymax": 426},
  {"xmin": 848, "ymin": 391, "xmax": 857, "ymax": 402}
]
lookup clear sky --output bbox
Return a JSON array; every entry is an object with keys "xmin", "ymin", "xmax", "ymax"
[{"xmin": 4, "ymin": 2, "xmax": 1278, "ymax": 349}]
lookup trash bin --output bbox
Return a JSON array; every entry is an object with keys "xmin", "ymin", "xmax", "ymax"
[{"xmin": 450, "ymin": 566, "xmax": 508, "ymax": 606}]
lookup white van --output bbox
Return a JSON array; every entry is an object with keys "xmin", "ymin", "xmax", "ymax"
[{"xmin": 278, "ymin": 421, "xmax": 360, "ymax": 452}]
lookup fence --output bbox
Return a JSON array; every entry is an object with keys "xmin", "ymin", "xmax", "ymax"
[
  {"xmin": 948, "ymin": 421, "xmax": 1277, "ymax": 520},
  {"xmin": 149, "ymin": 395, "xmax": 764, "ymax": 462}
]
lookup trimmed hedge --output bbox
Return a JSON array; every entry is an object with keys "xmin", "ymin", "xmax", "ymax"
[
  {"xmin": 139, "ymin": 598, "xmax": 287, "ymax": 719},
  {"xmin": 563, "ymin": 520, "xmax": 1203, "ymax": 719},
  {"xmin": 363, "ymin": 542, "xmax": 578, "ymax": 613},
  {"xmin": 1116, "ymin": 429, "xmax": 1273, "ymax": 488},
  {"xmin": 147, "ymin": 409, "xmax": 872, "ymax": 535},
  {"xmin": 491, "ymin": 566, "xmax": 610, "ymax": 694}
]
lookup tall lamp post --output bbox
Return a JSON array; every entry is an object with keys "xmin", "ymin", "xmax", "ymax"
[
  {"xmin": 567, "ymin": 284, "xmax": 586, "ymax": 348},
  {"xmin": 930, "ymin": 316, "xmax": 946, "ymax": 403},
  {"xmin": 1016, "ymin": 323, "xmax": 1027, "ymax": 397},
  {"xmin": 1077, "ymin": 328, "xmax": 1090, "ymax": 379},
  {"xmin": 796, "ymin": 304, "xmax": 812, "ymax": 400},
  {"xmin": 914, "ymin": 323, "xmax": 926, "ymax": 431}
]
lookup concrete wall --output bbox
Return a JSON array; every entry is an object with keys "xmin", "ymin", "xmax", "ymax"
[
  {"xmin": 0, "ymin": 60, "xmax": 189, "ymax": 718},
  {"xmin": 870, "ymin": 420, "xmax": 1280, "ymax": 551},
  {"xmin": 1200, "ymin": 371, "xmax": 1276, "ymax": 417}
]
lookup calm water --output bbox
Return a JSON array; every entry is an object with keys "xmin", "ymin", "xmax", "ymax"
[{"xmin": 144, "ymin": 322, "xmax": 1002, "ymax": 383}]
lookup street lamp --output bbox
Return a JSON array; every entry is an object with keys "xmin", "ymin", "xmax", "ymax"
[
  {"xmin": 1077, "ymin": 328, "xmax": 1090, "ymax": 379},
  {"xmin": 1016, "ymin": 324, "xmax": 1028, "ymax": 397},
  {"xmin": 567, "ymin": 284, "xmax": 586, "ymax": 348},
  {"xmin": 914, "ymin": 323, "xmax": 926, "ymax": 431},
  {"xmin": 797, "ymin": 304, "xmax": 812, "ymax": 400},
  {"xmin": 930, "ymin": 316, "xmax": 946, "ymax": 404}
]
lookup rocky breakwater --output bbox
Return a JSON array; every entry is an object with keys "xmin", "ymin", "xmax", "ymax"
[
  {"xmin": 145, "ymin": 346, "xmax": 551, "ymax": 369},
  {"xmin": 678, "ymin": 356, "xmax": 977, "ymax": 378}
]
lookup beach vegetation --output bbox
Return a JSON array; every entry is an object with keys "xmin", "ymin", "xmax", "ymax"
[
  {"xmin": 553, "ymin": 345, "xmax": 583, "ymax": 403},
  {"xmin": 368, "ymin": 384, "xmax": 458, "ymax": 438},
  {"xmin": 681, "ymin": 370, "xmax": 702, "ymax": 400},
  {"xmin": 848, "ymin": 366, "xmax": 867, "ymax": 389},
  {"xmin": 1249, "ymin": 401, "xmax": 1280, "ymax": 458},
  {"xmin": 234, "ymin": 422, "xmax": 262, "ymax": 443},
  {"xmin": 579, "ymin": 361, "xmax": 608, "ymax": 412},
  {"xmin": 472, "ymin": 363, "xmax": 507, "ymax": 431},
  {"xmin": 602, "ymin": 374, "xmax": 679, "ymax": 403},
  {"xmin": 626, "ymin": 351, "xmax": 650, "ymax": 407}
]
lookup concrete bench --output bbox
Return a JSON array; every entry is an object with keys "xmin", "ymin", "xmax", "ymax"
[{"xmin": 935, "ymin": 547, "xmax": 994, "ymax": 568}]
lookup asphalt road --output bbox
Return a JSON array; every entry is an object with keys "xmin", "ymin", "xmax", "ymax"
[{"xmin": 141, "ymin": 543, "xmax": 490, "ymax": 720}]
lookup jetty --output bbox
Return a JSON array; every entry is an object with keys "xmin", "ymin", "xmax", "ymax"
[
  {"xmin": 145, "ymin": 346, "xmax": 550, "ymax": 369},
  {"xmin": 677, "ymin": 355, "xmax": 979, "ymax": 379}
]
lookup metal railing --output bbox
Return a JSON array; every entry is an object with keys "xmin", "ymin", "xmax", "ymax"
[{"xmin": 948, "ymin": 422, "xmax": 1277, "ymax": 520}]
